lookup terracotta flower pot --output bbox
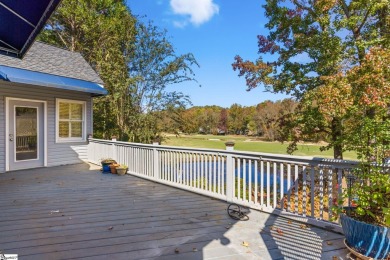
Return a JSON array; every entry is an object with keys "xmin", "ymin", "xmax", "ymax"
[{"xmin": 109, "ymin": 164, "xmax": 119, "ymax": 174}]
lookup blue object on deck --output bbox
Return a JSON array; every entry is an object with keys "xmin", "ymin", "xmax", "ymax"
[
  {"xmin": 341, "ymin": 214, "xmax": 390, "ymax": 259},
  {"xmin": 0, "ymin": 0, "xmax": 62, "ymax": 58},
  {"xmin": 102, "ymin": 165, "xmax": 111, "ymax": 173},
  {"xmin": 0, "ymin": 65, "xmax": 107, "ymax": 96}
]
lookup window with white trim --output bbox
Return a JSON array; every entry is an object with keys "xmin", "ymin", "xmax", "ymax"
[{"xmin": 56, "ymin": 99, "xmax": 86, "ymax": 142}]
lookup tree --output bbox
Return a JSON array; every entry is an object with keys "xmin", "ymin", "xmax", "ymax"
[
  {"xmin": 39, "ymin": 0, "xmax": 199, "ymax": 143},
  {"xmin": 39, "ymin": 0, "xmax": 136, "ymax": 139},
  {"xmin": 232, "ymin": 0, "xmax": 389, "ymax": 158},
  {"xmin": 228, "ymin": 104, "xmax": 245, "ymax": 134},
  {"xmin": 125, "ymin": 21, "xmax": 198, "ymax": 143},
  {"xmin": 217, "ymin": 109, "xmax": 228, "ymax": 134},
  {"xmin": 180, "ymin": 107, "xmax": 200, "ymax": 134},
  {"xmin": 254, "ymin": 99, "xmax": 297, "ymax": 141},
  {"xmin": 344, "ymin": 47, "xmax": 390, "ymax": 161}
]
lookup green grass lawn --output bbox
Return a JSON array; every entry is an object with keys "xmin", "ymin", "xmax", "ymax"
[{"xmin": 162, "ymin": 134, "xmax": 357, "ymax": 160}]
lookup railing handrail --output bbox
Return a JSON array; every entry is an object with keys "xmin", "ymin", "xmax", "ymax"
[{"xmin": 89, "ymin": 138, "xmax": 359, "ymax": 167}]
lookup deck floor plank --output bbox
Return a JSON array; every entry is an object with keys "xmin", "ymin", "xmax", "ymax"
[{"xmin": 0, "ymin": 163, "xmax": 348, "ymax": 259}]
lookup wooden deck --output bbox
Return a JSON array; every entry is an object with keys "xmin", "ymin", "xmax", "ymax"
[{"xmin": 0, "ymin": 163, "xmax": 348, "ymax": 260}]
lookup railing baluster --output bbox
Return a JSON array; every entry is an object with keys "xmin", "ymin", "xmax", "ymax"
[
  {"xmin": 201, "ymin": 153, "xmax": 204, "ymax": 189},
  {"xmin": 205, "ymin": 154, "xmax": 212, "ymax": 191},
  {"xmin": 136, "ymin": 147, "xmax": 139, "ymax": 174},
  {"xmin": 165, "ymin": 151, "xmax": 168, "ymax": 180},
  {"xmin": 180, "ymin": 152, "xmax": 184, "ymax": 185},
  {"xmin": 254, "ymin": 160, "xmax": 258, "ymax": 205},
  {"xmin": 145, "ymin": 148, "xmax": 147, "ymax": 175},
  {"xmin": 217, "ymin": 155, "xmax": 221, "ymax": 194},
  {"xmin": 140, "ymin": 148, "xmax": 142, "ymax": 174},
  {"xmin": 180, "ymin": 152, "xmax": 183, "ymax": 184},
  {"xmin": 319, "ymin": 166, "xmax": 324, "ymax": 220},
  {"xmin": 237, "ymin": 158, "xmax": 241, "ymax": 200},
  {"xmin": 311, "ymin": 166, "xmax": 315, "ymax": 218},
  {"xmin": 173, "ymin": 151, "xmax": 176, "ymax": 183},
  {"xmin": 337, "ymin": 168, "xmax": 343, "ymax": 224},
  {"xmin": 222, "ymin": 156, "xmax": 225, "ymax": 195},
  {"xmin": 280, "ymin": 163, "xmax": 284, "ymax": 210},
  {"xmin": 261, "ymin": 160, "xmax": 264, "ymax": 207},
  {"xmin": 196, "ymin": 153, "xmax": 200, "ymax": 189},
  {"xmin": 167, "ymin": 151, "xmax": 171, "ymax": 181},
  {"xmin": 248, "ymin": 159, "xmax": 252, "ymax": 203},
  {"xmin": 294, "ymin": 164, "xmax": 299, "ymax": 214},
  {"xmin": 185, "ymin": 152, "xmax": 188, "ymax": 185},
  {"xmin": 150, "ymin": 149, "xmax": 153, "ymax": 177},
  {"xmin": 328, "ymin": 168, "xmax": 333, "ymax": 221},
  {"xmin": 213, "ymin": 155, "xmax": 217, "ymax": 193},
  {"xmin": 141, "ymin": 148, "xmax": 144, "ymax": 175},
  {"xmin": 146, "ymin": 149, "xmax": 149, "ymax": 176},
  {"xmin": 287, "ymin": 164, "xmax": 291, "ymax": 212},
  {"xmin": 303, "ymin": 165, "xmax": 307, "ymax": 217},
  {"xmin": 189, "ymin": 153, "xmax": 193, "ymax": 187},
  {"xmin": 160, "ymin": 151, "xmax": 163, "ymax": 180},
  {"xmin": 142, "ymin": 148, "xmax": 145, "ymax": 175},
  {"xmin": 243, "ymin": 159, "xmax": 247, "ymax": 202},
  {"xmin": 267, "ymin": 161, "xmax": 270, "ymax": 208},
  {"xmin": 273, "ymin": 162, "xmax": 277, "ymax": 208},
  {"xmin": 178, "ymin": 151, "xmax": 181, "ymax": 183}
]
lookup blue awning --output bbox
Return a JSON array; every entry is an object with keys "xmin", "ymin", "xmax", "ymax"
[
  {"xmin": 0, "ymin": 65, "xmax": 108, "ymax": 96},
  {"xmin": 0, "ymin": 0, "xmax": 62, "ymax": 58}
]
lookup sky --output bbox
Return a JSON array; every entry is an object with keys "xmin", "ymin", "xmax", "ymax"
[{"xmin": 126, "ymin": 0, "xmax": 290, "ymax": 108}]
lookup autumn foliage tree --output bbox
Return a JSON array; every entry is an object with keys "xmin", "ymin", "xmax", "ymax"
[
  {"xmin": 232, "ymin": 0, "xmax": 389, "ymax": 159},
  {"xmin": 344, "ymin": 47, "xmax": 390, "ymax": 161}
]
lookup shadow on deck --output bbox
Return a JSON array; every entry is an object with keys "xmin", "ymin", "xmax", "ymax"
[{"xmin": 0, "ymin": 163, "xmax": 348, "ymax": 259}]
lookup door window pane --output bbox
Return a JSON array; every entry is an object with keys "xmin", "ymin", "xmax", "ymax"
[{"xmin": 15, "ymin": 107, "xmax": 38, "ymax": 161}]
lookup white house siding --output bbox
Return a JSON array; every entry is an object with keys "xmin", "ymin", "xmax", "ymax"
[{"xmin": 0, "ymin": 81, "xmax": 93, "ymax": 172}]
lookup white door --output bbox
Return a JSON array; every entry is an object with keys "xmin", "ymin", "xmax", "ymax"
[{"xmin": 8, "ymin": 100, "xmax": 44, "ymax": 171}]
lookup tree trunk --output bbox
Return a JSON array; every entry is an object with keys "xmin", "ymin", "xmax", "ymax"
[{"xmin": 331, "ymin": 117, "xmax": 343, "ymax": 160}]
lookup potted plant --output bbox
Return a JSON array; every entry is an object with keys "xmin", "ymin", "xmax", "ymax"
[
  {"xmin": 334, "ymin": 111, "xmax": 390, "ymax": 258},
  {"xmin": 116, "ymin": 164, "xmax": 128, "ymax": 176},
  {"xmin": 101, "ymin": 158, "xmax": 116, "ymax": 173},
  {"xmin": 338, "ymin": 164, "xmax": 390, "ymax": 259},
  {"xmin": 109, "ymin": 163, "xmax": 120, "ymax": 174}
]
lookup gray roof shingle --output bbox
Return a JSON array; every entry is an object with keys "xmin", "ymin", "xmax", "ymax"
[{"xmin": 0, "ymin": 41, "xmax": 104, "ymax": 84}]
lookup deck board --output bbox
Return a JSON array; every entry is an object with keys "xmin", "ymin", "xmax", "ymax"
[{"xmin": 0, "ymin": 163, "xmax": 348, "ymax": 259}]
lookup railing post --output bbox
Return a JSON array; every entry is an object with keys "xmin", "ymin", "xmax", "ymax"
[
  {"xmin": 153, "ymin": 141, "xmax": 159, "ymax": 180},
  {"xmin": 111, "ymin": 136, "xmax": 117, "ymax": 161},
  {"xmin": 87, "ymin": 134, "xmax": 92, "ymax": 162},
  {"xmin": 225, "ymin": 141, "xmax": 235, "ymax": 202}
]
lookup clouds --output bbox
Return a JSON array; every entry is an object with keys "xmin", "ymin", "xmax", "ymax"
[{"xmin": 170, "ymin": 0, "xmax": 219, "ymax": 27}]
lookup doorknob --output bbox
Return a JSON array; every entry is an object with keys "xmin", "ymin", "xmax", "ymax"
[{"xmin": 9, "ymin": 134, "xmax": 13, "ymax": 141}]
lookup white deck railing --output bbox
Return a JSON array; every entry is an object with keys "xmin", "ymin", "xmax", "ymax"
[{"xmin": 88, "ymin": 138, "xmax": 362, "ymax": 231}]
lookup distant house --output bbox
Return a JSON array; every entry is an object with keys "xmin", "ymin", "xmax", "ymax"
[{"xmin": 0, "ymin": 41, "xmax": 107, "ymax": 172}]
